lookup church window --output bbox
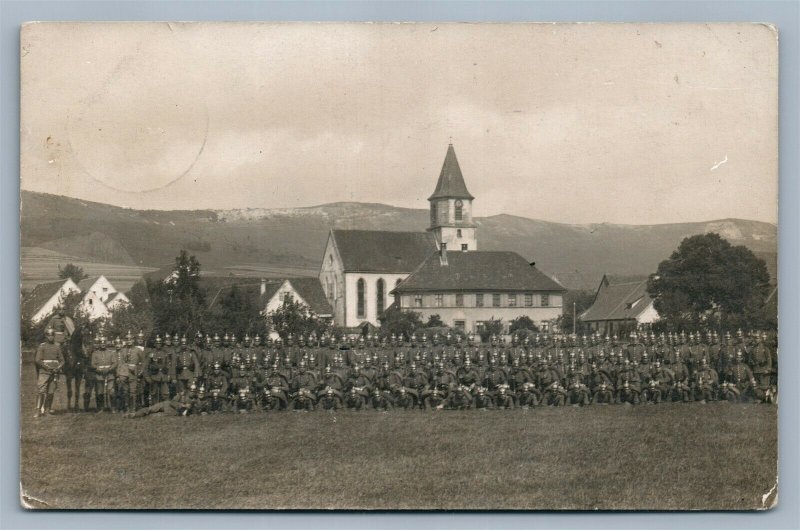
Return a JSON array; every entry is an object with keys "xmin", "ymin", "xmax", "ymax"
[
  {"xmin": 455, "ymin": 200, "xmax": 463, "ymax": 221},
  {"xmin": 457, "ymin": 229, "xmax": 462, "ymax": 238},
  {"xmin": 430, "ymin": 203, "xmax": 437, "ymax": 225},
  {"xmin": 456, "ymin": 293, "xmax": 464, "ymax": 307},
  {"xmin": 357, "ymin": 278, "xmax": 366, "ymax": 319},
  {"xmin": 492, "ymin": 293, "xmax": 501, "ymax": 307},
  {"xmin": 476, "ymin": 294, "xmax": 484, "ymax": 307},
  {"xmin": 376, "ymin": 278, "xmax": 385, "ymax": 314}
]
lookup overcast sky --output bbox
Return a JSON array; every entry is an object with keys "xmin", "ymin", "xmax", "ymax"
[{"xmin": 21, "ymin": 22, "xmax": 777, "ymax": 224}]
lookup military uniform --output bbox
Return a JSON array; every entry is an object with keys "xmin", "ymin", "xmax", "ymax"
[
  {"xmin": 91, "ymin": 343, "xmax": 118, "ymax": 412},
  {"xmin": 33, "ymin": 335, "xmax": 64, "ymax": 416}
]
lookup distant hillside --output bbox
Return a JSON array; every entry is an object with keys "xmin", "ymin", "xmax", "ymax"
[{"xmin": 20, "ymin": 191, "xmax": 777, "ymax": 290}]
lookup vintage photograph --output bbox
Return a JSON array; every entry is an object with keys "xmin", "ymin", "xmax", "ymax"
[{"xmin": 19, "ymin": 22, "xmax": 777, "ymax": 509}]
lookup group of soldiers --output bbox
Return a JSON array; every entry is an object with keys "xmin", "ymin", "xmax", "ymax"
[{"xmin": 33, "ymin": 325, "xmax": 778, "ymax": 418}]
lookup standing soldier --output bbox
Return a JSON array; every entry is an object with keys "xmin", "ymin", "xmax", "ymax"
[
  {"xmin": 33, "ymin": 328, "xmax": 64, "ymax": 417},
  {"xmin": 144, "ymin": 335, "xmax": 172, "ymax": 406},
  {"xmin": 172, "ymin": 336, "xmax": 201, "ymax": 394},
  {"xmin": 750, "ymin": 333, "xmax": 772, "ymax": 401},
  {"xmin": 91, "ymin": 335, "xmax": 117, "ymax": 412},
  {"xmin": 115, "ymin": 331, "xmax": 144, "ymax": 413}
]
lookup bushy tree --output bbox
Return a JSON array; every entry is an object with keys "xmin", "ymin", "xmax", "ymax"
[
  {"xmin": 378, "ymin": 306, "xmax": 423, "ymax": 341},
  {"xmin": 148, "ymin": 250, "xmax": 206, "ymax": 337},
  {"xmin": 268, "ymin": 298, "xmax": 329, "ymax": 340},
  {"xmin": 58, "ymin": 263, "xmax": 88, "ymax": 284},
  {"xmin": 425, "ymin": 314, "xmax": 444, "ymax": 328},
  {"xmin": 205, "ymin": 284, "xmax": 268, "ymax": 339},
  {"xmin": 509, "ymin": 315, "xmax": 538, "ymax": 334},
  {"xmin": 478, "ymin": 318, "xmax": 504, "ymax": 342},
  {"xmin": 647, "ymin": 233, "xmax": 770, "ymax": 329}
]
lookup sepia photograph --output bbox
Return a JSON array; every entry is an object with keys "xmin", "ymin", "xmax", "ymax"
[{"xmin": 19, "ymin": 21, "xmax": 778, "ymax": 510}]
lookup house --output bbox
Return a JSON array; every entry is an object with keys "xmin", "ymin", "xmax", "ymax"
[
  {"xmin": 21, "ymin": 278, "xmax": 81, "ymax": 324},
  {"xmin": 319, "ymin": 143, "xmax": 565, "ymax": 331},
  {"xmin": 580, "ymin": 275, "xmax": 659, "ymax": 334},
  {"xmin": 205, "ymin": 277, "xmax": 332, "ymax": 321},
  {"xmin": 392, "ymin": 249, "xmax": 566, "ymax": 334},
  {"xmin": 76, "ymin": 276, "xmax": 128, "ymax": 320}
]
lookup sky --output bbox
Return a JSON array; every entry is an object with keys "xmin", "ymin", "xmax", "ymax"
[{"xmin": 20, "ymin": 22, "xmax": 778, "ymax": 225}]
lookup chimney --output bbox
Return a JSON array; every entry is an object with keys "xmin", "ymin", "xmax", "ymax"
[
  {"xmin": 439, "ymin": 243, "xmax": 448, "ymax": 266},
  {"xmin": 260, "ymin": 278, "xmax": 266, "ymax": 296}
]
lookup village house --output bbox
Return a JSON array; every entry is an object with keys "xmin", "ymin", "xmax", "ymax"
[{"xmin": 580, "ymin": 275, "xmax": 659, "ymax": 334}]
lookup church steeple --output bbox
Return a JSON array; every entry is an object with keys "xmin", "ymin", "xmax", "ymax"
[
  {"xmin": 428, "ymin": 144, "xmax": 477, "ymax": 251},
  {"xmin": 429, "ymin": 143, "xmax": 475, "ymax": 201}
]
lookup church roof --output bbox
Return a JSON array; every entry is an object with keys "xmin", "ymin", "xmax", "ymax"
[
  {"xmin": 428, "ymin": 144, "xmax": 474, "ymax": 201},
  {"xmin": 581, "ymin": 275, "xmax": 654, "ymax": 322},
  {"xmin": 393, "ymin": 251, "xmax": 566, "ymax": 292},
  {"xmin": 331, "ymin": 230, "xmax": 437, "ymax": 273}
]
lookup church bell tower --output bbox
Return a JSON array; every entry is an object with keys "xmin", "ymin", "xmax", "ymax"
[{"xmin": 428, "ymin": 144, "xmax": 477, "ymax": 251}]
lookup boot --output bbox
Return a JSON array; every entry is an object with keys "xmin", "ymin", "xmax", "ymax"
[
  {"xmin": 34, "ymin": 393, "xmax": 44, "ymax": 418},
  {"xmin": 96, "ymin": 394, "xmax": 104, "ymax": 413},
  {"xmin": 45, "ymin": 394, "xmax": 55, "ymax": 415},
  {"xmin": 83, "ymin": 394, "xmax": 91, "ymax": 412}
]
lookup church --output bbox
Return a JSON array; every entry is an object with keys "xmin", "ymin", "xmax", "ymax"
[{"xmin": 318, "ymin": 144, "xmax": 565, "ymax": 334}]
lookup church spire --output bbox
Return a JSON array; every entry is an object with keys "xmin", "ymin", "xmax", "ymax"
[{"xmin": 428, "ymin": 144, "xmax": 474, "ymax": 201}]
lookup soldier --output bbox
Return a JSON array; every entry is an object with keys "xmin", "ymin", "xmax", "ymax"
[
  {"xmin": 33, "ymin": 328, "xmax": 65, "ymax": 417},
  {"xmin": 47, "ymin": 308, "xmax": 72, "ymax": 353},
  {"xmin": 206, "ymin": 361, "xmax": 230, "ymax": 397},
  {"xmin": 394, "ymin": 386, "xmax": 417, "ymax": 410},
  {"xmin": 172, "ymin": 336, "xmax": 201, "ymax": 394},
  {"xmin": 232, "ymin": 386, "xmax": 254, "ymax": 413},
  {"xmin": 126, "ymin": 388, "xmax": 195, "ymax": 418},
  {"xmin": 618, "ymin": 379, "xmax": 641, "ymax": 405},
  {"xmin": 115, "ymin": 331, "xmax": 144, "ymax": 412},
  {"xmin": 750, "ymin": 333, "xmax": 773, "ymax": 401},
  {"xmin": 693, "ymin": 358, "xmax": 719, "ymax": 403},
  {"xmin": 516, "ymin": 382, "xmax": 542, "ymax": 408},
  {"xmin": 592, "ymin": 380, "xmax": 614, "ymax": 405},
  {"xmin": 91, "ymin": 335, "xmax": 117, "ymax": 413},
  {"xmin": 472, "ymin": 386, "xmax": 494, "ymax": 409},
  {"xmin": 726, "ymin": 350, "xmax": 756, "ymax": 402},
  {"xmin": 207, "ymin": 387, "xmax": 229, "ymax": 413},
  {"xmin": 369, "ymin": 388, "xmax": 394, "ymax": 411},
  {"xmin": 423, "ymin": 387, "xmax": 447, "ymax": 410},
  {"xmin": 403, "ymin": 363, "xmax": 429, "ymax": 401},
  {"xmin": 494, "ymin": 384, "xmax": 516, "ymax": 409},
  {"xmin": 291, "ymin": 361, "xmax": 317, "ymax": 395},
  {"xmin": 544, "ymin": 381, "xmax": 568, "ymax": 406},
  {"xmin": 650, "ymin": 361, "xmax": 674, "ymax": 402},
  {"xmin": 568, "ymin": 376, "xmax": 591, "ymax": 406},
  {"xmin": 317, "ymin": 386, "xmax": 342, "ymax": 411},
  {"xmin": 343, "ymin": 384, "xmax": 368, "ymax": 410},
  {"xmin": 642, "ymin": 379, "xmax": 662, "ymax": 405}
]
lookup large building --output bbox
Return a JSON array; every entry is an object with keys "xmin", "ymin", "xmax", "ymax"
[{"xmin": 320, "ymin": 144, "xmax": 565, "ymax": 331}]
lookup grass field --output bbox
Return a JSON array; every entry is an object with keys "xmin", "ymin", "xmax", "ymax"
[{"xmin": 19, "ymin": 362, "xmax": 777, "ymax": 510}]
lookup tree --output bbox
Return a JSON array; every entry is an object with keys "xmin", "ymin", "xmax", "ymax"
[
  {"xmin": 378, "ymin": 306, "xmax": 423, "ymax": 341},
  {"xmin": 205, "ymin": 284, "xmax": 268, "ymax": 339},
  {"xmin": 148, "ymin": 250, "xmax": 206, "ymax": 337},
  {"xmin": 268, "ymin": 298, "xmax": 329, "ymax": 340},
  {"xmin": 58, "ymin": 263, "xmax": 88, "ymax": 284},
  {"xmin": 509, "ymin": 315, "xmax": 538, "ymax": 334},
  {"xmin": 425, "ymin": 314, "xmax": 444, "ymax": 328},
  {"xmin": 647, "ymin": 233, "xmax": 771, "ymax": 330},
  {"xmin": 478, "ymin": 318, "xmax": 504, "ymax": 342}
]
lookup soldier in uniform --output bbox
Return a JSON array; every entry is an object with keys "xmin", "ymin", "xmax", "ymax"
[
  {"xmin": 516, "ymin": 382, "xmax": 542, "ymax": 408},
  {"xmin": 750, "ymin": 333, "xmax": 773, "ymax": 402},
  {"xmin": 544, "ymin": 381, "xmax": 568, "ymax": 406},
  {"xmin": 172, "ymin": 336, "xmax": 201, "ymax": 394},
  {"xmin": 33, "ymin": 328, "xmax": 65, "ymax": 417},
  {"xmin": 91, "ymin": 335, "xmax": 117, "ymax": 412},
  {"xmin": 369, "ymin": 388, "xmax": 394, "ymax": 411},
  {"xmin": 127, "ymin": 388, "xmax": 195, "ymax": 418},
  {"xmin": 726, "ymin": 350, "xmax": 756, "ymax": 402},
  {"xmin": 693, "ymin": 358, "xmax": 719, "ymax": 403},
  {"xmin": 493, "ymin": 385, "xmax": 516, "ymax": 409},
  {"xmin": 472, "ymin": 386, "xmax": 494, "ymax": 409},
  {"xmin": 568, "ymin": 376, "xmax": 591, "ymax": 406},
  {"xmin": 115, "ymin": 331, "xmax": 144, "ymax": 412}
]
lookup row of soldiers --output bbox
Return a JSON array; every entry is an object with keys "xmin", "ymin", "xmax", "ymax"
[{"xmin": 33, "ymin": 326, "xmax": 777, "ymax": 416}]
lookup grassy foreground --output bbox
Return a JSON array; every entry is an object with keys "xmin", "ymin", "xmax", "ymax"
[{"xmin": 20, "ymin": 365, "xmax": 777, "ymax": 510}]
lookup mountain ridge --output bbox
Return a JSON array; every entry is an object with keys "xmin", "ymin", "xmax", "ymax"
[{"xmin": 20, "ymin": 190, "xmax": 777, "ymax": 290}]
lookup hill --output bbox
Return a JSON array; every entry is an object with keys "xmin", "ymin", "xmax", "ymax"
[{"xmin": 20, "ymin": 191, "xmax": 777, "ymax": 290}]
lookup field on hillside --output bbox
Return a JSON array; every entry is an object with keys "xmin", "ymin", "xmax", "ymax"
[
  {"xmin": 19, "ymin": 363, "xmax": 777, "ymax": 511},
  {"xmin": 21, "ymin": 247, "xmax": 157, "ymax": 291}
]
